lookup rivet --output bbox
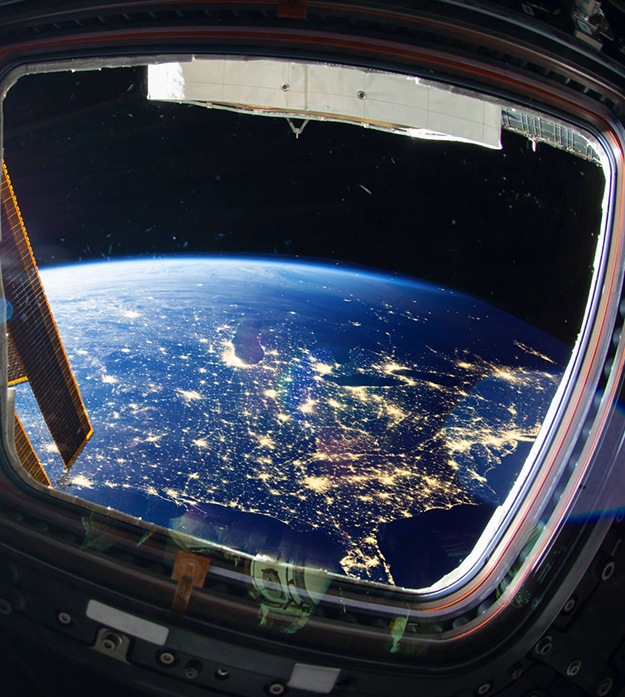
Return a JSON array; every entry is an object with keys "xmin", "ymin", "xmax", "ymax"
[
  {"xmin": 567, "ymin": 659, "xmax": 582, "ymax": 676},
  {"xmin": 535, "ymin": 635, "xmax": 553, "ymax": 655},
  {"xmin": 159, "ymin": 651, "xmax": 176, "ymax": 666},
  {"xmin": 601, "ymin": 561, "xmax": 615, "ymax": 581},
  {"xmin": 477, "ymin": 683, "xmax": 491, "ymax": 695},
  {"xmin": 268, "ymin": 683, "xmax": 287, "ymax": 695},
  {"xmin": 57, "ymin": 611, "xmax": 73, "ymax": 625},
  {"xmin": 214, "ymin": 668, "xmax": 230, "ymax": 680},
  {"xmin": 357, "ymin": 91, "xmax": 366, "ymax": 100},
  {"xmin": 564, "ymin": 597, "xmax": 576, "ymax": 613}
]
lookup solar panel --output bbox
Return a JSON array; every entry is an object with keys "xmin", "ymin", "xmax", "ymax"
[
  {"xmin": 7, "ymin": 333, "xmax": 27, "ymax": 386},
  {"xmin": 13, "ymin": 413, "xmax": 51, "ymax": 486},
  {"xmin": 1, "ymin": 163, "xmax": 92, "ymax": 471}
]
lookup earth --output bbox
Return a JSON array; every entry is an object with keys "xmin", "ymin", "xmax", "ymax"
[{"xmin": 15, "ymin": 257, "xmax": 568, "ymax": 587}]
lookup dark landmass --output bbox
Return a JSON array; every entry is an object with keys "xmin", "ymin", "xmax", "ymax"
[{"xmin": 233, "ymin": 319, "xmax": 265, "ymax": 365}]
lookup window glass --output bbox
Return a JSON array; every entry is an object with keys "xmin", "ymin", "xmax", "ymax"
[{"xmin": 1, "ymin": 64, "xmax": 606, "ymax": 589}]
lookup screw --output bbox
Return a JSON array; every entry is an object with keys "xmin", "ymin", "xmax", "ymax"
[
  {"xmin": 564, "ymin": 597, "xmax": 576, "ymax": 613},
  {"xmin": 184, "ymin": 667, "xmax": 199, "ymax": 680},
  {"xmin": 597, "ymin": 677, "xmax": 613, "ymax": 696},
  {"xmin": 101, "ymin": 632, "xmax": 122, "ymax": 651},
  {"xmin": 535, "ymin": 635, "xmax": 553, "ymax": 655},
  {"xmin": 281, "ymin": 84, "xmax": 290, "ymax": 91},
  {"xmin": 214, "ymin": 668, "xmax": 230, "ymax": 681},
  {"xmin": 477, "ymin": 683, "xmax": 491, "ymax": 695},
  {"xmin": 567, "ymin": 659, "xmax": 582, "ymax": 676},
  {"xmin": 601, "ymin": 561, "xmax": 615, "ymax": 581},
  {"xmin": 159, "ymin": 651, "xmax": 176, "ymax": 666},
  {"xmin": 57, "ymin": 611, "xmax": 72, "ymax": 625},
  {"xmin": 357, "ymin": 91, "xmax": 366, "ymax": 100},
  {"xmin": 267, "ymin": 683, "xmax": 287, "ymax": 695}
]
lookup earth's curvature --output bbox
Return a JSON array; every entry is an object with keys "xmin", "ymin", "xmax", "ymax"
[{"xmin": 16, "ymin": 257, "xmax": 568, "ymax": 586}]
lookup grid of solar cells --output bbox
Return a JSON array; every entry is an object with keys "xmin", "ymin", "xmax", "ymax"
[
  {"xmin": 1, "ymin": 163, "xmax": 92, "ymax": 469},
  {"xmin": 13, "ymin": 413, "xmax": 50, "ymax": 486},
  {"xmin": 7, "ymin": 333, "xmax": 27, "ymax": 386}
]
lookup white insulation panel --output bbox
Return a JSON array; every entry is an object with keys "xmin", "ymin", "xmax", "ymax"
[{"xmin": 148, "ymin": 59, "xmax": 501, "ymax": 149}]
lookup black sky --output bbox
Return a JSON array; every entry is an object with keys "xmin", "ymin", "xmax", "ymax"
[{"xmin": 2, "ymin": 65, "xmax": 606, "ymax": 346}]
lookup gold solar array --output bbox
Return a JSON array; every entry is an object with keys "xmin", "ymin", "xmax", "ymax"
[
  {"xmin": 7, "ymin": 333, "xmax": 27, "ymax": 386},
  {"xmin": 13, "ymin": 414, "xmax": 51, "ymax": 486},
  {"xmin": 1, "ymin": 163, "xmax": 92, "ymax": 481}
]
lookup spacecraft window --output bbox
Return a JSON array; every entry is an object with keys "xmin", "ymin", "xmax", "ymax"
[{"xmin": 0, "ymin": 60, "xmax": 609, "ymax": 594}]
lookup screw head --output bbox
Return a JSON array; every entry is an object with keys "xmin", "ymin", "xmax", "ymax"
[
  {"xmin": 159, "ymin": 651, "xmax": 176, "ymax": 666},
  {"xmin": 57, "ymin": 611, "xmax": 72, "ymax": 625},
  {"xmin": 601, "ymin": 561, "xmax": 615, "ymax": 581},
  {"xmin": 535, "ymin": 635, "xmax": 553, "ymax": 655},
  {"xmin": 567, "ymin": 659, "xmax": 582, "ymax": 676}
]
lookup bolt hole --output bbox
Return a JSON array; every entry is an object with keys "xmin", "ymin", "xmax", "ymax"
[
  {"xmin": 57, "ymin": 611, "xmax": 73, "ymax": 626},
  {"xmin": 564, "ymin": 597, "xmax": 576, "ymax": 613},
  {"xmin": 601, "ymin": 561, "xmax": 615, "ymax": 581},
  {"xmin": 158, "ymin": 651, "xmax": 176, "ymax": 666}
]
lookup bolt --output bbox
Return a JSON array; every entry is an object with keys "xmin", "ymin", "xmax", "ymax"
[
  {"xmin": 183, "ymin": 660, "xmax": 202, "ymax": 679},
  {"xmin": 567, "ymin": 659, "xmax": 582, "ymax": 676},
  {"xmin": 57, "ymin": 611, "xmax": 72, "ymax": 625},
  {"xmin": 101, "ymin": 632, "xmax": 122, "ymax": 651},
  {"xmin": 564, "ymin": 597, "xmax": 576, "ymax": 613},
  {"xmin": 281, "ymin": 84, "xmax": 290, "ymax": 91},
  {"xmin": 477, "ymin": 683, "xmax": 491, "ymax": 695},
  {"xmin": 268, "ymin": 683, "xmax": 287, "ymax": 695},
  {"xmin": 601, "ymin": 561, "xmax": 615, "ymax": 581},
  {"xmin": 159, "ymin": 651, "xmax": 176, "ymax": 666},
  {"xmin": 535, "ymin": 635, "xmax": 553, "ymax": 655},
  {"xmin": 214, "ymin": 668, "xmax": 230, "ymax": 681},
  {"xmin": 357, "ymin": 91, "xmax": 366, "ymax": 100},
  {"xmin": 597, "ymin": 677, "xmax": 613, "ymax": 696}
]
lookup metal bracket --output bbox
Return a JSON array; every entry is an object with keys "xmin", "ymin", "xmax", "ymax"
[
  {"xmin": 170, "ymin": 550, "xmax": 210, "ymax": 616},
  {"xmin": 93, "ymin": 627, "xmax": 130, "ymax": 663}
]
